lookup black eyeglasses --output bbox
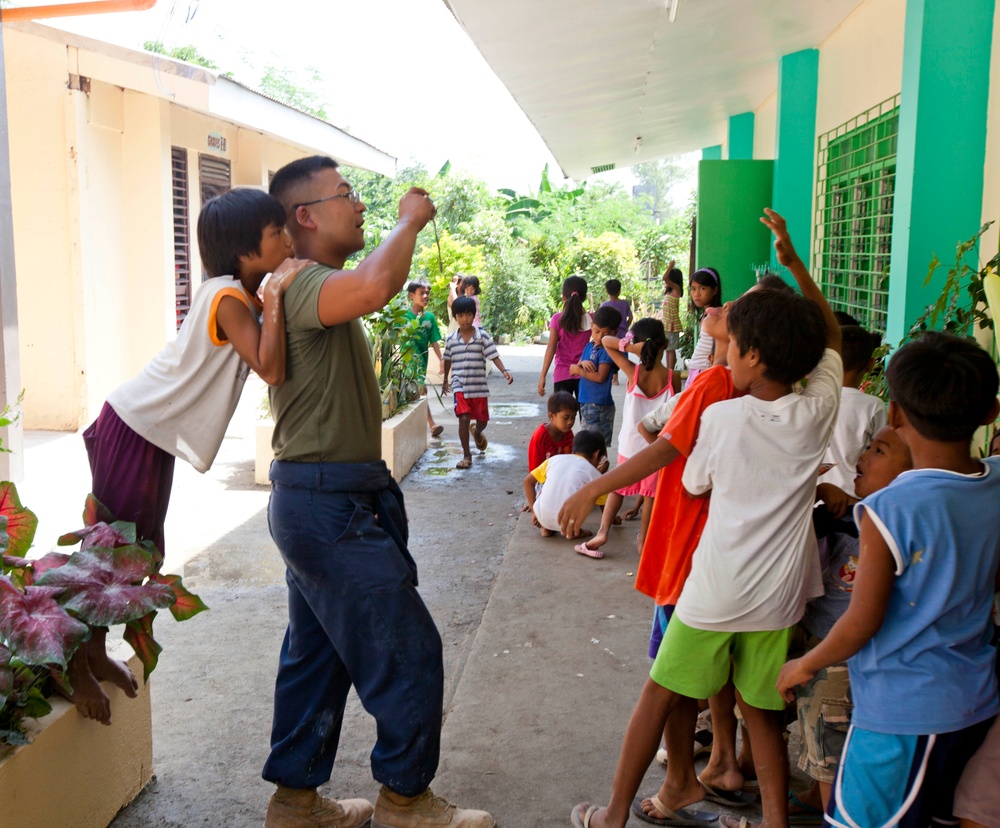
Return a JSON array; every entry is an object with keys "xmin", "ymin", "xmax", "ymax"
[{"xmin": 293, "ymin": 189, "xmax": 362, "ymax": 210}]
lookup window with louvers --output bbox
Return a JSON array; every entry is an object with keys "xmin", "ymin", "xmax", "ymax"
[
  {"xmin": 171, "ymin": 147, "xmax": 192, "ymax": 330},
  {"xmin": 198, "ymin": 153, "xmax": 232, "ymax": 282}
]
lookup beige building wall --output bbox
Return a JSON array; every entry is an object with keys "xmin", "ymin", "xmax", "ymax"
[
  {"xmin": 753, "ymin": 91, "xmax": 777, "ymax": 161},
  {"xmin": 815, "ymin": 0, "xmax": 906, "ymax": 138},
  {"xmin": 980, "ymin": 5, "xmax": 1000, "ymax": 257}
]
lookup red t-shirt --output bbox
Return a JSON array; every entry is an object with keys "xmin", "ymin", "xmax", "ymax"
[
  {"xmin": 528, "ymin": 423, "xmax": 574, "ymax": 471},
  {"xmin": 635, "ymin": 366, "xmax": 737, "ymax": 605}
]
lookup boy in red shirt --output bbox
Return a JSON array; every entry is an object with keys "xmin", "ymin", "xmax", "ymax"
[{"xmin": 528, "ymin": 391, "xmax": 578, "ymax": 471}]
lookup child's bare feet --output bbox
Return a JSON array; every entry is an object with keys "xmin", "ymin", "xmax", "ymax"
[
  {"xmin": 88, "ymin": 649, "xmax": 139, "ymax": 698},
  {"xmin": 646, "ymin": 774, "xmax": 709, "ymax": 817},
  {"xmin": 63, "ymin": 649, "xmax": 112, "ymax": 725},
  {"xmin": 540, "ymin": 527, "xmax": 554, "ymax": 537},
  {"xmin": 584, "ymin": 529, "xmax": 609, "ymax": 550}
]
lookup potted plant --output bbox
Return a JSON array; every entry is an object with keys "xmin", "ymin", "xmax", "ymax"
[{"xmin": 364, "ymin": 292, "xmax": 425, "ymax": 420}]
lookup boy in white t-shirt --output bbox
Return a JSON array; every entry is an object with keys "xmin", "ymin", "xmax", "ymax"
[
  {"xmin": 523, "ymin": 429, "xmax": 607, "ymax": 542},
  {"xmin": 571, "ymin": 209, "xmax": 843, "ymax": 828},
  {"xmin": 817, "ymin": 323, "xmax": 887, "ymax": 512}
]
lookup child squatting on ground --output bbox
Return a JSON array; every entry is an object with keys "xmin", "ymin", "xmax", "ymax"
[
  {"xmin": 528, "ymin": 391, "xmax": 579, "ymax": 471},
  {"xmin": 522, "ymin": 429, "xmax": 608, "ymax": 538},
  {"xmin": 567, "ymin": 207, "xmax": 844, "ymax": 828},
  {"xmin": 442, "ymin": 295, "xmax": 513, "ymax": 470},
  {"xmin": 404, "ymin": 279, "xmax": 445, "ymax": 438},
  {"xmin": 777, "ymin": 332, "xmax": 1000, "ymax": 828},
  {"xmin": 77, "ymin": 188, "xmax": 307, "ymax": 725}
]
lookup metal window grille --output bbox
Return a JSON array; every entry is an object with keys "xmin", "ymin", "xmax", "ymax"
[
  {"xmin": 814, "ymin": 95, "xmax": 900, "ymax": 334},
  {"xmin": 171, "ymin": 147, "xmax": 192, "ymax": 330},
  {"xmin": 198, "ymin": 154, "xmax": 231, "ymax": 282}
]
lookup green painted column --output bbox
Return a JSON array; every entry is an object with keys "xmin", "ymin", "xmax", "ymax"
[
  {"xmin": 701, "ymin": 145, "xmax": 722, "ymax": 161},
  {"xmin": 728, "ymin": 113, "xmax": 754, "ymax": 160},
  {"xmin": 886, "ymin": 0, "xmax": 994, "ymax": 345},
  {"xmin": 771, "ymin": 49, "xmax": 818, "ymax": 273}
]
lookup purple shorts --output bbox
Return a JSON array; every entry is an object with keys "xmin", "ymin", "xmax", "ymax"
[{"xmin": 82, "ymin": 402, "xmax": 175, "ymax": 555}]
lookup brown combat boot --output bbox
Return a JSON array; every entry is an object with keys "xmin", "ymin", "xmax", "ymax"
[
  {"xmin": 264, "ymin": 786, "xmax": 374, "ymax": 828},
  {"xmin": 372, "ymin": 786, "xmax": 495, "ymax": 828}
]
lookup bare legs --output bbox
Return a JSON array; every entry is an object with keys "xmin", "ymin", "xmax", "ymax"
[{"xmin": 583, "ymin": 492, "xmax": 623, "ymax": 552}]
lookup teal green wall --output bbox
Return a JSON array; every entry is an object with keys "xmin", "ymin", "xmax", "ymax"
[
  {"xmin": 696, "ymin": 160, "xmax": 775, "ymax": 300},
  {"xmin": 701, "ymin": 145, "xmax": 723, "ymax": 161},
  {"xmin": 886, "ymin": 0, "xmax": 994, "ymax": 345},
  {"xmin": 728, "ymin": 113, "xmax": 754, "ymax": 160},
  {"xmin": 771, "ymin": 49, "xmax": 819, "ymax": 274}
]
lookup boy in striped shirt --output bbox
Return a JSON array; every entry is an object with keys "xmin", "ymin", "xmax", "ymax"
[{"xmin": 442, "ymin": 295, "xmax": 513, "ymax": 469}]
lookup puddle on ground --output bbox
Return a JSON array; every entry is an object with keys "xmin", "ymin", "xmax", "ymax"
[
  {"xmin": 488, "ymin": 403, "xmax": 541, "ymax": 418},
  {"xmin": 414, "ymin": 441, "xmax": 520, "ymax": 480}
]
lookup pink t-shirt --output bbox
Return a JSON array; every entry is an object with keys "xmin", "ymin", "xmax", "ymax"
[{"xmin": 549, "ymin": 311, "xmax": 592, "ymax": 383}]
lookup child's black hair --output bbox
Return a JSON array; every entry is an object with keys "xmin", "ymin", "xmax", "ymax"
[
  {"xmin": 666, "ymin": 268, "xmax": 684, "ymax": 292},
  {"xmin": 592, "ymin": 306, "xmax": 622, "ymax": 333},
  {"xmin": 689, "ymin": 267, "xmax": 723, "ymax": 315},
  {"xmin": 726, "ymin": 289, "xmax": 826, "ymax": 385},
  {"xmin": 407, "ymin": 280, "xmax": 430, "ymax": 295},
  {"xmin": 605, "ymin": 279, "xmax": 622, "ymax": 297},
  {"xmin": 197, "ymin": 188, "xmax": 287, "ymax": 278},
  {"xmin": 630, "ymin": 317, "xmax": 668, "ymax": 372},
  {"xmin": 451, "ymin": 295, "xmax": 477, "ymax": 318},
  {"xmin": 559, "ymin": 275, "xmax": 589, "ymax": 333},
  {"xmin": 886, "ymin": 332, "xmax": 999, "ymax": 442},
  {"xmin": 755, "ymin": 273, "xmax": 794, "ymax": 294},
  {"xmin": 573, "ymin": 428, "xmax": 606, "ymax": 458},
  {"xmin": 833, "ymin": 310, "xmax": 862, "ymax": 327},
  {"xmin": 548, "ymin": 391, "xmax": 579, "ymax": 416},
  {"xmin": 840, "ymin": 325, "xmax": 877, "ymax": 374},
  {"xmin": 269, "ymin": 155, "xmax": 339, "ymax": 204},
  {"xmin": 459, "ymin": 275, "xmax": 482, "ymax": 295}
]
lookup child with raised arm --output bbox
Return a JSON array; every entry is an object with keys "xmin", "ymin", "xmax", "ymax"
[
  {"xmin": 572, "ymin": 305, "xmax": 621, "ymax": 446},
  {"xmin": 778, "ymin": 332, "xmax": 1000, "ymax": 828},
  {"xmin": 78, "ymin": 188, "xmax": 307, "ymax": 725},
  {"xmin": 442, "ymin": 295, "xmax": 513, "ymax": 470},
  {"xmin": 528, "ymin": 392, "xmax": 578, "ymax": 471},
  {"xmin": 404, "ymin": 279, "xmax": 445, "ymax": 438},
  {"xmin": 523, "ymin": 429, "xmax": 607, "ymax": 538},
  {"xmin": 569, "ymin": 208, "xmax": 843, "ymax": 828}
]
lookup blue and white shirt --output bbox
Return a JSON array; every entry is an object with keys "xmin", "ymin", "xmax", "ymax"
[
  {"xmin": 577, "ymin": 341, "xmax": 615, "ymax": 407},
  {"xmin": 443, "ymin": 327, "xmax": 499, "ymax": 398},
  {"xmin": 850, "ymin": 456, "xmax": 1000, "ymax": 735}
]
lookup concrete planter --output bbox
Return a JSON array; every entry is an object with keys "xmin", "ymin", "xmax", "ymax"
[
  {"xmin": 0, "ymin": 649, "xmax": 152, "ymax": 828},
  {"xmin": 255, "ymin": 398, "xmax": 428, "ymax": 486}
]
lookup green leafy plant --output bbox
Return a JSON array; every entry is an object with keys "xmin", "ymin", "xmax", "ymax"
[
  {"xmin": 0, "ymin": 488, "xmax": 207, "ymax": 746},
  {"xmin": 364, "ymin": 293, "xmax": 425, "ymax": 421}
]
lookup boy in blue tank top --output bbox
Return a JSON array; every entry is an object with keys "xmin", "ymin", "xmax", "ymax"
[{"xmin": 778, "ymin": 332, "xmax": 1000, "ymax": 828}]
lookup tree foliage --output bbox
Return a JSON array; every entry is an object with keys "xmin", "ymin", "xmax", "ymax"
[
  {"xmin": 259, "ymin": 65, "xmax": 329, "ymax": 120},
  {"xmin": 143, "ymin": 41, "xmax": 219, "ymax": 70}
]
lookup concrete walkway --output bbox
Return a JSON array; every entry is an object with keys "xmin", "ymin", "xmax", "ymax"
[{"xmin": 20, "ymin": 346, "xmax": 765, "ymax": 827}]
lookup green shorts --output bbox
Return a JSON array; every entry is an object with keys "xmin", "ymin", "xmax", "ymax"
[{"xmin": 650, "ymin": 616, "xmax": 795, "ymax": 711}]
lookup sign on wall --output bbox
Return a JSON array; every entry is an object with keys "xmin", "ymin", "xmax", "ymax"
[{"xmin": 206, "ymin": 132, "xmax": 228, "ymax": 153}]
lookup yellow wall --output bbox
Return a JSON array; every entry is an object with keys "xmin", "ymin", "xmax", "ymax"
[
  {"xmin": 815, "ymin": 0, "xmax": 906, "ymax": 138},
  {"xmin": 753, "ymin": 91, "xmax": 776, "ymax": 161}
]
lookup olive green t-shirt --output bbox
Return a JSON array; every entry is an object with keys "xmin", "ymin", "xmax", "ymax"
[{"xmin": 270, "ymin": 264, "xmax": 383, "ymax": 463}]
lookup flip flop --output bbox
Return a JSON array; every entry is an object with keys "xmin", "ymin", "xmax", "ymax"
[
  {"xmin": 456, "ymin": 457, "xmax": 472, "ymax": 469},
  {"xmin": 631, "ymin": 796, "xmax": 718, "ymax": 826},
  {"xmin": 719, "ymin": 818, "xmax": 755, "ymax": 828},
  {"xmin": 470, "ymin": 423, "xmax": 488, "ymax": 451},
  {"xmin": 570, "ymin": 802, "xmax": 600, "ymax": 827},
  {"xmin": 698, "ymin": 776, "xmax": 757, "ymax": 808},
  {"xmin": 788, "ymin": 790, "xmax": 823, "ymax": 825},
  {"xmin": 431, "ymin": 425, "xmax": 444, "ymax": 438},
  {"xmin": 574, "ymin": 541, "xmax": 604, "ymax": 559}
]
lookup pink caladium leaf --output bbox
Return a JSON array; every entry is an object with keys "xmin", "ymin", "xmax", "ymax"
[
  {"xmin": 149, "ymin": 573, "xmax": 208, "ymax": 621},
  {"xmin": 82, "ymin": 494, "xmax": 115, "ymax": 528},
  {"xmin": 0, "ymin": 644, "xmax": 13, "ymax": 706},
  {"xmin": 124, "ymin": 612, "xmax": 162, "ymax": 681},
  {"xmin": 0, "ymin": 576, "xmax": 90, "ymax": 668},
  {"xmin": 0, "ymin": 482, "xmax": 38, "ymax": 558},
  {"xmin": 2, "ymin": 551, "xmax": 72, "ymax": 587},
  {"xmin": 58, "ymin": 520, "xmax": 137, "ymax": 549},
  {"xmin": 34, "ymin": 546, "xmax": 175, "ymax": 627}
]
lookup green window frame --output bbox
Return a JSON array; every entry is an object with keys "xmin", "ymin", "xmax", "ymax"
[{"xmin": 814, "ymin": 95, "xmax": 900, "ymax": 334}]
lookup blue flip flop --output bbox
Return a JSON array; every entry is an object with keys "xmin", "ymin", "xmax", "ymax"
[
  {"xmin": 631, "ymin": 796, "xmax": 718, "ymax": 826},
  {"xmin": 697, "ymin": 776, "xmax": 757, "ymax": 808}
]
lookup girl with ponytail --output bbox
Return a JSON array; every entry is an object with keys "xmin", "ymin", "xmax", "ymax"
[{"xmin": 538, "ymin": 275, "xmax": 592, "ymax": 398}]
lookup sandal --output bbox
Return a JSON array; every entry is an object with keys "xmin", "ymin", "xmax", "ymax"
[
  {"xmin": 574, "ymin": 541, "xmax": 604, "ymax": 559},
  {"xmin": 470, "ymin": 424, "xmax": 488, "ymax": 451},
  {"xmin": 698, "ymin": 775, "xmax": 756, "ymax": 807},
  {"xmin": 431, "ymin": 425, "xmax": 444, "ymax": 438},
  {"xmin": 788, "ymin": 789, "xmax": 823, "ymax": 825},
  {"xmin": 456, "ymin": 457, "xmax": 472, "ymax": 469},
  {"xmin": 630, "ymin": 796, "xmax": 718, "ymax": 826},
  {"xmin": 570, "ymin": 802, "xmax": 600, "ymax": 828}
]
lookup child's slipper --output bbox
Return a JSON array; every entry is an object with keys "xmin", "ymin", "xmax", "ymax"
[
  {"xmin": 431, "ymin": 425, "xmax": 444, "ymax": 438},
  {"xmin": 787, "ymin": 790, "xmax": 823, "ymax": 825},
  {"xmin": 697, "ymin": 776, "xmax": 756, "ymax": 807},
  {"xmin": 574, "ymin": 542, "xmax": 604, "ymax": 559},
  {"xmin": 470, "ymin": 424, "xmax": 488, "ymax": 451},
  {"xmin": 571, "ymin": 802, "xmax": 600, "ymax": 828},
  {"xmin": 630, "ymin": 796, "xmax": 717, "ymax": 826},
  {"xmin": 455, "ymin": 457, "xmax": 472, "ymax": 469}
]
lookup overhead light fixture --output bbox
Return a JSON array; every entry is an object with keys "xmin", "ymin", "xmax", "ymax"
[{"xmin": 664, "ymin": 0, "xmax": 680, "ymax": 23}]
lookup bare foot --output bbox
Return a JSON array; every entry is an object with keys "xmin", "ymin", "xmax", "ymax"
[
  {"xmin": 89, "ymin": 650, "xmax": 139, "ymax": 698},
  {"xmin": 651, "ymin": 776, "xmax": 707, "ymax": 815},
  {"xmin": 540, "ymin": 527, "xmax": 554, "ymax": 537},
  {"xmin": 697, "ymin": 762, "xmax": 745, "ymax": 796},
  {"xmin": 62, "ymin": 649, "xmax": 112, "ymax": 725},
  {"xmin": 585, "ymin": 530, "xmax": 609, "ymax": 550},
  {"xmin": 571, "ymin": 803, "xmax": 618, "ymax": 828}
]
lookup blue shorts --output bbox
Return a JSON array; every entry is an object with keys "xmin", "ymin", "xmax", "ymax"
[
  {"xmin": 828, "ymin": 717, "xmax": 996, "ymax": 828},
  {"xmin": 579, "ymin": 403, "xmax": 615, "ymax": 447},
  {"xmin": 648, "ymin": 604, "xmax": 675, "ymax": 659}
]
